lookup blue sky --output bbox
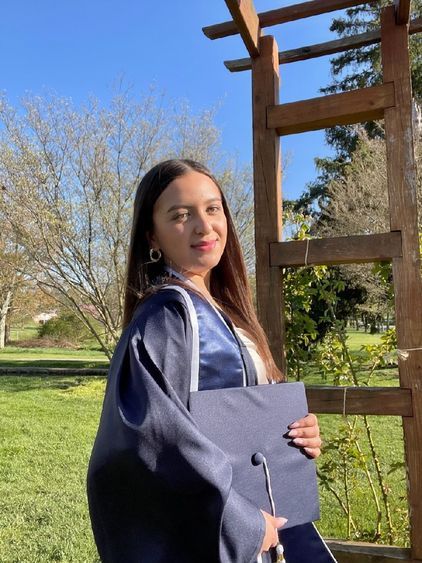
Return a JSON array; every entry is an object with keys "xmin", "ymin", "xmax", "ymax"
[{"xmin": 0, "ymin": 1, "xmax": 343, "ymax": 200}]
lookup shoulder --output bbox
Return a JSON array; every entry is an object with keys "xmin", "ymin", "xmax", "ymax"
[{"xmin": 129, "ymin": 286, "xmax": 197, "ymax": 337}]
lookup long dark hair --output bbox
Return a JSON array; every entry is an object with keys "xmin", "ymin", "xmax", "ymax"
[{"xmin": 123, "ymin": 159, "xmax": 283, "ymax": 381}]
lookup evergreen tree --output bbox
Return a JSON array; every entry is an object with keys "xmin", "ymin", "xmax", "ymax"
[{"xmin": 296, "ymin": 0, "xmax": 422, "ymax": 212}]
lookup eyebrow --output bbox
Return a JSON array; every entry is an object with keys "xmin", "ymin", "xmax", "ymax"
[{"xmin": 166, "ymin": 197, "xmax": 222, "ymax": 213}]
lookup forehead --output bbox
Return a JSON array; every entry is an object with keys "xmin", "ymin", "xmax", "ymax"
[{"xmin": 154, "ymin": 171, "xmax": 221, "ymax": 211}]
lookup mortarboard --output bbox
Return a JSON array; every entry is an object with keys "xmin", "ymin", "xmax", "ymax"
[{"xmin": 189, "ymin": 381, "xmax": 320, "ymax": 530}]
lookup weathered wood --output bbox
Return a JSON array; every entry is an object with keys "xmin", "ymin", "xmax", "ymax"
[
  {"xmin": 225, "ymin": 29, "xmax": 381, "ymax": 71},
  {"xmin": 270, "ymin": 231, "xmax": 402, "ymax": 267},
  {"xmin": 381, "ymin": 6, "xmax": 422, "ymax": 560},
  {"xmin": 224, "ymin": 0, "xmax": 261, "ymax": 58},
  {"xmin": 203, "ymin": 0, "xmax": 377, "ymax": 39},
  {"xmin": 224, "ymin": 17, "xmax": 422, "ymax": 72},
  {"xmin": 252, "ymin": 35, "xmax": 285, "ymax": 373},
  {"xmin": 325, "ymin": 540, "xmax": 412, "ymax": 562},
  {"xmin": 267, "ymin": 83, "xmax": 395, "ymax": 136},
  {"xmin": 395, "ymin": 0, "xmax": 411, "ymax": 25},
  {"xmin": 306, "ymin": 386, "xmax": 413, "ymax": 416}
]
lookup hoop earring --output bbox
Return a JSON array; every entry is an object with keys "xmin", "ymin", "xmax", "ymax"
[{"xmin": 149, "ymin": 248, "xmax": 162, "ymax": 263}]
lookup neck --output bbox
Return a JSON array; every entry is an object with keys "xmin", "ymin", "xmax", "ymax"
[
  {"xmin": 187, "ymin": 273, "xmax": 210, "ymax": 293},
  {"xmin": 165, "ymin": 266, "xmax": 215, "ymax": 304}
]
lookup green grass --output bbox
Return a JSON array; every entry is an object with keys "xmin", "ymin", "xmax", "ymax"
[
  {"xmin": 0, "ymin": 347, "xmax": 109, "ymax": 369},
  {"xmin": 0, "ymin": 376, "xmax": 105, "ymax": 562},
  {"xmin": 345, "ymin": 329, "xmax": 383, "ymax": 349},
  {"xmin": 0, "ymin": 329, "xmax": 408, "ymax": 559},
  {"xmin": 298, "ymin": 329, "xmax": 399, "ymax": 388},
  {"xmin": 297, "ymin": 330, "xmax": 408, "ymax": 545},
  {"xmin": 8, "ymin": 323, "xmax": 39, "ymax": 342},
  {"xmin": 315, "ymin": 414, "xmax": 408, "ymax": 544}
]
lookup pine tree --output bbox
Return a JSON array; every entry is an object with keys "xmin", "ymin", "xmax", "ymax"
[{"xmin": 295, "ymin": 0, "xmax": 422, "ymax": 211}]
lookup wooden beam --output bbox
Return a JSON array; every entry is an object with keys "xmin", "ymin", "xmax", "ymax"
[
  {"xmin": 381, "ymin": 6, "xmax": 422, "ymax": 560},
  {"xmin": 306, "ymin": 386, "xmax": 413, "ymax": 416},
  {"xmin": 224, "ymin": 17, "xmax": 422, "ymax": 72},
  {"xmin": 270, "ymin": 231, "xmax": 402, "ymax": 267},
  {"xmin": 252, "ymin": 35, "xmax": 285, "ymax": 373},
  {"xmin": 325, "ymin": 540, "xmax": 412, "ymax": 562},
  {"xmin": 267, "ymin": 83, "xmax": 395, "ymax": 136},
  {"xmin": 395, "ymin": 0, "xmax": 411, "ymax": 25},
  {"xmin": 203, "ymin": 0, "xmax": 378, "ymax": 39},
  {"xmin": 225, "ymin": 29, "xmax": 380, "ymax": 72},
  {"xmin": 224, "ymin": 0, "xmax": 261, "ymax": 58}
]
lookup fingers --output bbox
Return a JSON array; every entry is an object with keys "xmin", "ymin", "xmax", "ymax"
[
  {"xmin": 288, "ymin": 413, "xmax": 322, "ymax": 457},
  {"xmin": 288, "ymin": 426, "xmax": 320, "ymax": 439},
  {"xmin": 289, "ymin": 412, "xmax": 318, "ymax": 429},
  {"xmin": 260, "ymin": 511, "xmax": 288, "ymax": 553},
  {"xmin": 290, "ymin": 436, "xmax": 322, "ymax": 449},
  {"xmin": 304, "ymin": 446, "xmax": 321, "ymax": 459},
  {"xmin": 274, "ymin": 517, "xmax": 288, "ymax": 529}
]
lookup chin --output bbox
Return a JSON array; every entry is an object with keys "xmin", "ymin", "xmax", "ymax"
[{"xmin": 183, "ymin": 258, "xmax": 221, "ymax": 278}]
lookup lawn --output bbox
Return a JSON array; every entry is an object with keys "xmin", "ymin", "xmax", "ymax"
[
  {"xmin": 0, "ymin": 329, "xmax": 409, "ymax": 560},
  {"xmin": 0, "ymin": 347, "xmax": 109, "ymax": 370},
  {"xmin": 0, "ymin": 376, "xmax": 104, "ymax": 562}
]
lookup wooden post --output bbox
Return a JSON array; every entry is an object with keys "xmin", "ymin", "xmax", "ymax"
[
  {"xmin": 251, "ymin": 35, "xmax": 285, "ymax": 373},
  {"xmin": 381, "ymin": 6, "xmax": 422, "ymax": 560}
]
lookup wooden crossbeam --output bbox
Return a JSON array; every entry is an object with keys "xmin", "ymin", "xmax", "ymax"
[
  {"xmin": 225, "ymin": 30, "xmax": 380, "ymax": 71},
  {"xmin": 270, "ymin": 232, "xmax": 402, "ymax": 267},
  {"xmin": 267, "ymin": 83, "xmax": 395, "ymax": 136},
  {"xmin": 306, "ymin": 386, "xmax": 413, "ymax": 416},
  {"xmin": 203, "ymin": 0, "xmax": 377, "ymax": 39},
  {"xmin": 325, "ymin": 540, "xmax": 412, "ymax": 562},
  {"xmin": 224, "ymin": 0, "xmax": 261, "ymax": 57},
  {"xmin": 224, "ymin": 17, "xmax": 422, "ymax": 72},
  {"xmin": 395, "ymin": 0, "xmax": 411, "ymax": 24}
]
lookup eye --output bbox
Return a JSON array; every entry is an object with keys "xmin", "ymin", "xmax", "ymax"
[
  {"xmin": 207, "ymin": 205, "xmax": 222, "ymax": 214},
  {"xmin": 172, "ymin": 211, "xmax": 190, "ymax": 222}
]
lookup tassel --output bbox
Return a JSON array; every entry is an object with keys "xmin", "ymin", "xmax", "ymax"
[{"xmin": 275, "ymin": 542, "xmax": 285, "ymax": 562}]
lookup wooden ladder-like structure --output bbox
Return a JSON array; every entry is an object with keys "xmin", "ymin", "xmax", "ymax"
[{"xmin": 204, "ymin": 1, "xmax": 422, "ymax": 562}]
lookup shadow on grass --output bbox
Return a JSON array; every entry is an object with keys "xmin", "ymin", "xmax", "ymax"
[
  {"xmin": 0, "ymin": 359, "xmax": 109, "ymax": 369},
  {"xmin": 0, "ymin": 375, "xmax": 106, "ymax": 393}
]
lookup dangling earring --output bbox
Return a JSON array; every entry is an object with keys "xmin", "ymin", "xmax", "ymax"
[{"xmin": 149, "ymin": 248, "xmax": 162, "ymax": 262}]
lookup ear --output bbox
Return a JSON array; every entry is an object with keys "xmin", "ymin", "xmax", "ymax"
[{"xmin": 146, "ymin": 231, "xmax": 157, "ymax": 248}]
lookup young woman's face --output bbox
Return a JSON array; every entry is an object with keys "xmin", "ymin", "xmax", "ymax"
[{"xmin": 149, "ymin": 171, "xmax": 228, "ymax": 283}]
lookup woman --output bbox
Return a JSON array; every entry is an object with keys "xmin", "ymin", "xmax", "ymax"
[{"xmin": 87, "ymin": 159, "xmax": 323, "ymax": 563}]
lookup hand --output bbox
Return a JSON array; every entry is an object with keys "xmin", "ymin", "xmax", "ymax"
[
  {"xmin": 288, "ymin": 413, "xmax": 322, "ymax": 458},
  {"xmin": 259, "ymin": 510, "xmax": 287, "ymax": 554}
]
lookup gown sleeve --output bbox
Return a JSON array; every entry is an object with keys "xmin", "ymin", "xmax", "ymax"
[{"xmin": 87, "ymin": 291, "xmax": 265, "ymax": 563}]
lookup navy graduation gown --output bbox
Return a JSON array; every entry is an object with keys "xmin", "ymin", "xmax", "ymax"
[{"xmin": 87, "ymin": 288, "xmax": 266, "ymax": 563}]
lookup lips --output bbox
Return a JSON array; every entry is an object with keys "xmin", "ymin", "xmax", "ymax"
[{"xmin": 191, "ymin": 240, "xmax": 217, "ymax": 251}]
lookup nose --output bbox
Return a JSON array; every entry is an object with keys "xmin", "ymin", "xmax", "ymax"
[{"xmin": 194, "ymin": 212, "xmax": 213, "ymax": 235}]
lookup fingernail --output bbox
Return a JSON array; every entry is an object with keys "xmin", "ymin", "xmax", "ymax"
[
  {"xmin": 304, "ymin": 447, "xmax": 314, "ymax": 455},
  {"xmin": 293, "ymin": 438, "xmax": 305, "ymax": 446},
  {"xmin": 289, "ymin": 422, "xmax": 299, "ymax": 429},
  {"xmin": 288, "ymin": 429, "xmax": 298, "ymax": 438},
  {"xmin": 276, "ymin": 517, "xmax": 288, "ymax": 528}
]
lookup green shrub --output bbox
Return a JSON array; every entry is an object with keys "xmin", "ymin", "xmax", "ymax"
[{"xmin": 38, "ymin": 313, "xmax": 89, "ymax": 344}]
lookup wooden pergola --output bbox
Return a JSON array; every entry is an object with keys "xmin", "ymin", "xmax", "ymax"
[{"xmin": 204, "ymin": 1, "xmax": 422, "ymax": 562}]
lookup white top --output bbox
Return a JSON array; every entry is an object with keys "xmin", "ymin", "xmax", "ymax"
[{"xmin": 234, "ymin": 327, "xmax": 269, "ymax": 385}]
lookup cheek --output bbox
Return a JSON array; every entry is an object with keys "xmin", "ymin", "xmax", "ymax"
[
  {"xmin": 219, "ymin": 217, "xmax": 228, "ymax": 243},
  {"xmin": 154, "ymin": 224, "xmax": 188, "ymax": 256}
]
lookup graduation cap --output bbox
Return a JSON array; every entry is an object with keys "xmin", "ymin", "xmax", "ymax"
[{"xmin": 189, "ymin": 381, "xmax": 320, "ymax": 530}]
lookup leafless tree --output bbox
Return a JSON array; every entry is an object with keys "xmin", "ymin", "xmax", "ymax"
[
  {"xmin": 316, "ymin": 130, "xmax": 421, "ymax": 323},
  {"xmin": 0, "ymin": 92, "xmax": 255, "ymax": 356},
  {"xmin": 319, "ymin": 130, "xmax": 421, "ymax": 235},
  {"xmin": 0, "ymin": 227, "xmax": 28, "ymax": 347}
]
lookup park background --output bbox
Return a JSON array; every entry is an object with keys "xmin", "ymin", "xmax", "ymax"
[{"xmin": 0, "ymin": 0, "xmax": 421, "ymax": 561}]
